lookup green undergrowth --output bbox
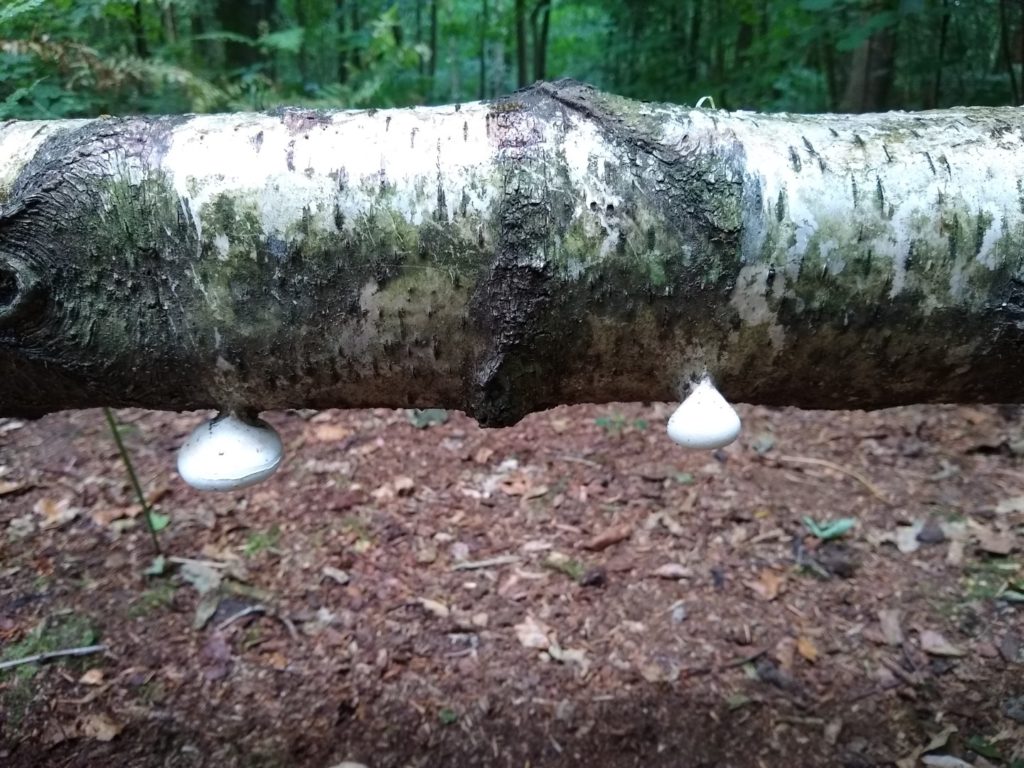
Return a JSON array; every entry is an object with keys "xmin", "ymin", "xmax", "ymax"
[{"xmin": 0, "ymin": 612, "xmax": 99, "ymax": 728}]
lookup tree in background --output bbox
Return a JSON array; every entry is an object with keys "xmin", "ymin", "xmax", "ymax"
[{"xmin": 2, "ymin": 0, "xmax": 1023, "ymax": 119}]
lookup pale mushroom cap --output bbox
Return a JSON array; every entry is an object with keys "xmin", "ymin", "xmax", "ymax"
[
  {"xmin": 666, "ymin": 378, "xmax": 742, "ymax": 450},
  {"xmin": 177, "ymin": 412, "xmax": 284, "ymax": 491}
]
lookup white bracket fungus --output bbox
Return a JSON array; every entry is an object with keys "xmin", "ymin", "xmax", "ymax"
[
  {"xmin": 177, "ymin": 411, "xmax": 284, "ymax": 491},
  {"xmin": 666, "ymin": 377, "xmax": 742, "ymax": 450}
]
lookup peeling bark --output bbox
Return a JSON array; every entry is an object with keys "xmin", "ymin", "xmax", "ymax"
[{"xmin": 2, "ymin": 80, "xmax": 1024, "ymax": 426}]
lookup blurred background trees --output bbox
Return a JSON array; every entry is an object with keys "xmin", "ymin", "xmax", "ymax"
[{"xmin": 0, "ymin": 0, "xmax": 1020, "ymax": 119}]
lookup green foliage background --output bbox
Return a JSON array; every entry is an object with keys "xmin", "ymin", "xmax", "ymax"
[{"xmin": 0, "ymin": 0, "xmax": 1018, "ymax": 118}]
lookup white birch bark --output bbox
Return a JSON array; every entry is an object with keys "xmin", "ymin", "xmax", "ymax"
[{"xmin": 1, "ymin": 81, "xmax": 1023, "ymax": 423}]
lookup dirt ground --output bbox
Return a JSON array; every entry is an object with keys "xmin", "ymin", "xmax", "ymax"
[{"xmin": 1, "ymin": 401, "xmax": 1022, "ymax": 767}]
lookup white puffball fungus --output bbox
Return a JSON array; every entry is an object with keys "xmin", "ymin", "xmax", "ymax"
[
  {"xmin": 666, "ymin": 378, "xmax": 742, "ymax": 450},
  {"xmin": 177, "ymin": 411, "xmax": 284, "ymax": 491}
]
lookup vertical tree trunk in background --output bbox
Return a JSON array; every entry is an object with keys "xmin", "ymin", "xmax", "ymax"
[
  {"xmin": 840, "ymin": 0, "xmax": 897, "ymax": 112},
  {"xmin": 684, "ymin": 0, "xmax": 701, "ymax": 83},
  {"xmin": 416, "ymin": 0, "xmax": 424, "ymax": 76},
  {"xmin": 336, "ymin": 0, "xmax": 348, "ymax": 83},
  {"xmin": 1000, "ymin": 0, "xmax": 1020, "ymax": 104},
  {"xmin": 191, "ymin": 6, "xmax": 219, "ymax": 73},
  {"xmin": 131, "ymin": 1, "xmax": 149, "ymax": 59},
  {"xmin": 162, "ymin": 3, "xmax": 178, "ymax": 47},
  {"xmin": 515, "ymin": 0, "xmax": 528, "ymax": 88},
  {"xmin": 350, "ymin": 0, "xmax": 362, "ymax": 72},
  {"xmin": 216, "ymin": 0, "xmax": 274, "ymax": 71},
  {"xmin": 531, "ymin": 0, "xmax": 551, "ymax": 82},
  {"xmin": 929, "ymin": 0, "xmax": 949, "ymax": 108},
  {"xmin": 429, "ymin": 0, "xmax": 438, "ymax": 89},
  {"xmin": 819, "ymin": 34, "xmax": 839, "ymax": 110},
  {"xmin": 294, "ymin": 0, "xmax": 309, "ymax": 85},
  {"xmin": 734, "ymin": 19, "xmax": 754, "ymax": 69},
  {"xmin": 712, "ymin": 0, "xmax": 724, "ymax": 85},
  {"xmin": 479, "ymin": 0, "xmax": 488, "ymax": 98}
]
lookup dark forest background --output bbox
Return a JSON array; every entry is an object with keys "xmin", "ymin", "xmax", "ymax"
[{"xmin": 0, "ymin": 0, "xmax": 1019, "ymax": 118}]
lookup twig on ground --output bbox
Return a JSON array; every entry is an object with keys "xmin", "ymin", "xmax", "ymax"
[
  {"xmin": 544, "ymin": 452, "xmax": 603, "ymax": 469},
  {"xmin": 168, "ymin": 556, "xmax": 230, "ymax": 569},
  {"xmin": 682, "ymin": 646, "xmax": 768, "ymax": 678},
  {"xmin": 0, "ymin": 644, "xmax": 106, "ymax": 671},
  {"xmin": 216, "ymin": 605, "xmax": 266, "ymax": 632},
  {"xmin": 273, "ymin": 613, "xmax": 299, "ymax": 641},
  {"xmin": 451, "ymin": 555, "xmax": 521, "ymax": 571},
  {"xmin": 774, "ymin": 454, "xmax": 890, "ymax": 504}
]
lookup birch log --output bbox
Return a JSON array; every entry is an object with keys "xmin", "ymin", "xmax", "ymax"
[{"xmin": 2, "ymin": 80, "xmax": 1024, "ymax": 426}]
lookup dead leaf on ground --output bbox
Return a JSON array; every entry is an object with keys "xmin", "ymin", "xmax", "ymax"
[
  {"xmin": 90, "ymin": 506, "xmax": 137, "ymax": 527},
  {"xmin": 34, "ymin": 496, "xmax": 79, "ymax": 529},
  {"xmin": 322, "ymin": 565, "xmax": 350, "ymax": 585},
  {"xmin": 969, "ymin": 521, "xmax": 1015, "ymax": 556},
  {"xmin": 499, "ymin": 474, "xmax": 549, "ymax": 499},
  {"xmin": 548, "ymin": 643, "xmax": 589, "ymax": 673},
  {"xmin": 417, "ymin": 597, "xmax": 450, "ymax": 619},
  {"xmin": 514, "ymin": 615, "xmax": 551, "ymax": 650},
  {"xmin": 193, "ymin": 591, "xmax": 221, "ymax": 630},
  {"xmin": 995, "ymin": 496, "xmax": 1024, "ymax": 515},
  {"xmin": 895, "ymin": 523, "xmax": 924, "ymax": 554},
  {"xmin": 921, "ymin": 756, "xmax": 973, "ymax": 768},
  {"xmin": 651, "ymin": 563, "xmax": 691, "ymax": 580},
  {"xmin": 640, "ymin": 656, "xmax": 680, "ymax": 683},
  {"xmin": 797, "ymin": 635, "xmax": 819, "ymax": 663},
  {"xmin": 582, "ymin": 523, "xmax": 632, "ymax": 551},
  {"xmin": 79, "ymin": 668, "xmax": 105, "ymax": 686},
  {"xmin": 895, "ymin": 724, "xmax": 960, "ymax": 768},
  {"xmin": 774, "ymin": 636, "xmax": 796, "ymax": 671},
  {"xmin": 77, "ymin": 712, "xmax": 123, "ymax": 742},
  {"xmin": 179, "ymin": 560, "xmax": 223, "ymax": 595},
  {"xmin": 745, "ymin": 569, "xmax": 785, "ymax": 601},
  {"xmin": 199, "ymin": 632, "xmax": 233, "ymax": 681},
  {"xmin": 393, "ymin": 476, "xmax": 416, "ymax": 496},
  {"xmin": 310, "ymin": 424, "xmax": 352, "ymax": 443},
  {"xmin": 920, "ymin": 630, "xmax": 965, "ymax": 657},
  {"xmin": 265, "ymin": 651, "xmax": 289, "ymax": 671},
  {"xmin": 0, "ymin": 480, "xmax": 28, "ymax": 496},
  {"xmin": 472, "ymin": 446, "xmax": 495, "ymax": 464},
  {"xmin": 878, "ymin": 609, "xmax": 904, "ymax": 646}
]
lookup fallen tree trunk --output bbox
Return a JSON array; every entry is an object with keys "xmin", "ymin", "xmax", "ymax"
[{"xmin": 2, "ymin": 80, "xmax": 1024, "ymax": 426}]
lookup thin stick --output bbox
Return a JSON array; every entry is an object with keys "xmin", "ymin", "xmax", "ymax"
[
  {"xmin": 216, "ymin": 605, "xmax": 266, "ymax": 632},
  {"xmin": 544, "ymin": 452, "xmax": 603, "ymax": 469},
  {"xmin": 775, "ymin": 454, "xmax": 890, "ymax": 504},
  {"xmin": 103, "ymin": 407, "xmax": 162, "ymax": 554},
  {"xmin": 451, "ymin": 555, "xmax": 521, "ymax": 571},
  {"xmin": 0, "ymin": 644, "xmax": 106, "ymax": 672},
  {"xmin": 168, "ymin": 556, "xmax": 229, "ymax": 569},
  {"xmin": 681, "ymin": 646, "xmax": 768, "ymax": 678}
]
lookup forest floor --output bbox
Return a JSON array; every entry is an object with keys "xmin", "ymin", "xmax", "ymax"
[{"xmin": 0, "ymin": 402, "xmax": 1022, "ymax": 768}]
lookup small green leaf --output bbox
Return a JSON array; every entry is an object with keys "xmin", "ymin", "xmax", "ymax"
[
  {"xmin": 148, "ymin": 511, "xmax": 171, "ymax": 532},
  {"xmin": 726, "ymin": 693, "xmax": 751, "ymax": 711},
  {"xmin": 674, "ymin": 472, "xmax": 695, "ymax": 485},
  {"xmin": 144, "ymin": 555, "xmax": 167, "ymax": 576},
  {"xmin": 751, "ymin": 433, "xmax": 776, "ymax": 455},
  {"xmin": 802, "ymin": 516, "xmax": 856, "ymax": 540},
  {"xmin": 438, "ymin": 707, "xmax": 458, "ymax": 725},
  {"xmin": 407, "ymin": 408, "xmax": 449, "ymax": 429},
  {"xmin": 965, "ymin": 735, "xmax": 1002, "ymax": 760}
]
